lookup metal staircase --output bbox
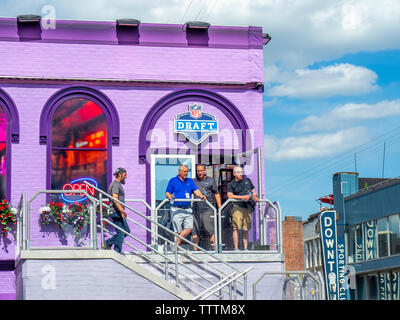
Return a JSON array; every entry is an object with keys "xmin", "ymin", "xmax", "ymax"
[
  {"xmin": 89, "ymin": 181, "xmax": 253, "ymax": 300},
  {"xmin": 15, "ymin": 185, "xmax": 253, "ymax": 300}
]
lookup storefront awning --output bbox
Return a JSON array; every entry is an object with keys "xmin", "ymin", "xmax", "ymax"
[{"xmin": 318, "ymin": 194, "xmax": 334, "ymax": 205}]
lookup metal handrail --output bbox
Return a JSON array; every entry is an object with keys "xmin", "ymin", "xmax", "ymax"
[
  {"xmin": 16, "ymin": 186, "xmax": 254, "ymax": 299},
  {"xmin": 155, "ymin": 198, "xmax": 217, "ymax": 252},
  {"xmin": 86, "ymin": 181, "xmax": 216, "ymax": 256},
  {"xmin": 104, "ymin": 200, "xmax": 225, "ymax": 295},
  {"xmin": 25, "ymin": 190, "xmax": 97, "ymax": 250},
  {"xmin": 155, "ymin": 198, "xmax": 247, "ymax": 294},
  {"xmin": 252, "ymin": 270, "xmax": 323, "ymax": 300},
  {"xmin": 192, "ymin": 271, "xmax": 237, "ymax": 300},
  {"xmin": 217, "ymin": 198, "xmax": 282, "ymax": 253},
  {"xmin": 194, "ymin": 267, "xmax": 254, "ymax": 300},
  {"xmin": 103, "ymin": 207, "xmax": 225, "ymax": 294},
  {"xmin": 100, "ymin": 217, "xmax": 213, "ymax": 293},
  {"xmin": 84, "ymin": 181, "xmax": 250, "ymax": 299},
  {"xmin": 155, "ymin": 198, "xmax": 247, "ymax": 296},
  {"xmin": 16, "ymin": 192, "xmax": 26, "ymax": 255}
]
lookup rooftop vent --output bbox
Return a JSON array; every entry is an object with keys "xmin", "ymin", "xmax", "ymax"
[
  {"xmin": 17, "ymin": 14, "xmax": 42, "ymax": 41},
  {"xmin": 17, "ymin": 14, "xmax": 41, "ymax": 23},
  {"xmin": 184, "ymin": 21, "xmax": 210, "ymax": 30},
  {"xmin": 116, "ymin": 19, "xmax": 141, "ymax": 27}
]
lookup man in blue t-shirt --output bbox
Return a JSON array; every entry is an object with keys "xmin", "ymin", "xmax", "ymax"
[{"xmin": 165, "ymin": 164, "xmax": 206, "ymax": 247}]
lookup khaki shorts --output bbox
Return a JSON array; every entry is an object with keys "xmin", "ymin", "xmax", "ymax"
[
  {"xmin": 231, "ymin": 205, "xmax": 252, "ymax": 231},
  {"xmin": 170, "ymin": 207, "xmax": 193, "ymax": 234}
]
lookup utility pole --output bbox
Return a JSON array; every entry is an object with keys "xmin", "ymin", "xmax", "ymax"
[
  {"xmin": 382, "ymin": 142, "xmax": 386, "ymax": 178},
  {"xmin": 354, "ymin": 153, "xmax": 357, "ymax": 172}
]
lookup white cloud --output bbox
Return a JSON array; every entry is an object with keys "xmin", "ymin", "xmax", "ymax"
[
  {"xmin": 294, "ymin": 99, "xmax": 400, "ymax": 132},
  {"xmin": 267, "ymin": 63, "xmax": 378, "ymax": 98},
  {"xmin": 264, "ymin": 127, "xmax": 369, "ymax": 161},
  {"xmin": 263, "ymin": 97, "xmax": 279, "ymax": 108},
  {"xmin": 3, "ymin": 0, "xmax": 400, "ymax": 69}
]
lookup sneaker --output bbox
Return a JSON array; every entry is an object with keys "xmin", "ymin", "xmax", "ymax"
[{"xmin": 102, "ymin": 242, "xmax": 111, "ymax": 250}]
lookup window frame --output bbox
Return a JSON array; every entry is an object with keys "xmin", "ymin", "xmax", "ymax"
[
  {"xmin": 0, "ymin": 104, "xmax": 8, "ymax": 200},
  {"xmin": 42, "ymin": 89, "xmax": 118, "ymax": 193},
  {"xmin": 377, "ymin": 217, "xmax": 390, "ymax": 258},
  {"xmin": 0, "ymin": 89, "xmax": 20, "ymax": 201},
  {"xmin": 388, "ymin": 213, "xmax": 400, "ymax": 256},
  {"xmin": 346, "ymin": 225, "xmax": 356, "ymax": 264},
  {"xmin": 355, "ymin": 223, "xmax": 365, "ymax": 262}
]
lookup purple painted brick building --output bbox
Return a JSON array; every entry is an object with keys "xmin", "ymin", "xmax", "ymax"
[{"xmin": 0, "ymin": 16, "xmax": 274, "ymax": 299}]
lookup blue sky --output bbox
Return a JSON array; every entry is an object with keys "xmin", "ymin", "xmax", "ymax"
[{"xmin": 2, "ymin": 0, "xmax": 400, "ymax": 220}]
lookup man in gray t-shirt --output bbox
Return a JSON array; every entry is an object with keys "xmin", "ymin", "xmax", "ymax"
[
  {"xmin": 192, "ymin": 164, "xmax": 221, "ymax": 250},
  {"xmin": 108, "ymin": 179, "xmax": 125, "ymax": 215},
  {"xmin": 104, "ymin": 167, "xmax": 130, "ymax": 253}
]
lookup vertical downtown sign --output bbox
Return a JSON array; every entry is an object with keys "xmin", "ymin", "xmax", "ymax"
[{"xmin": 319, "ymin": 210, "xmax": 350, "ymax": 300}]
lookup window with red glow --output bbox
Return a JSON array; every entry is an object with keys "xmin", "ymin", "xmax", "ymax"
[
  {"xmin": 0, "ymin": 105, "xmax": 6, "ymax": 200},
  {"xmin": 51, "ymin": 98, "xmax": 107, "ymax": 197}
]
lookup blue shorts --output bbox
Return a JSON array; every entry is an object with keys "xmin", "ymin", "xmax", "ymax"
[{"xmin": 170, "ymin": 207, "xmax": 193, "ymax": 233}]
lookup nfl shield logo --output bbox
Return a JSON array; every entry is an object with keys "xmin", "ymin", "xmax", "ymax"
[
  {"xmin": 174, "ymin": 104, "xmax": 218, "ymax": 145},
  {"xmin": 190, "ymin": 104, "xmax": 202, "ymax": 119}
]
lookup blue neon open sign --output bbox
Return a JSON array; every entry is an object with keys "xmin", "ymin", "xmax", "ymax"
[{"xmin": 61, "ymin": 177, "xmax": 98, "ymax": 203}]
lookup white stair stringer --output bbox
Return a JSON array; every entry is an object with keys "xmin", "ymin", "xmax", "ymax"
[{"xmin": 123, "ymin": 251, "xmax": 236, "ymax": 299}]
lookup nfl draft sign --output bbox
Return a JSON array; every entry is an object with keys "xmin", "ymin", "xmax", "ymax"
[{"xmin": 174, "ymin": 104, "xmax": 218, "ymax": 145}]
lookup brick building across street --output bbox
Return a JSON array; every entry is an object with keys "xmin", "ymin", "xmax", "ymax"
[{"xmin": 282, "ymin": 216, "xmax": 304, "ymax": 271}]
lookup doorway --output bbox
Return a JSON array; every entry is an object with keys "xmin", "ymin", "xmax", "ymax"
[
  {"xmin": 150, "ymin": 154, "xmax": 196, "ymax": 247},
  {"xmin": 149, "ymin": 149, "xmax": 264, "ymax": 252}
]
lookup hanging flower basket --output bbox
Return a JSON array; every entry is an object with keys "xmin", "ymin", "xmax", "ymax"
[
  {"xmin": 0, "ymin": 200, "xmax": 17, "ymax": 238},
  {"xmin": 66, "ymin": 203, "xmax": 90, "ymax": 240},
  {"xmin": 39, "ymin": 202, "xmax": 66, "ymax": 229},
  {"xmin": 39, "ymin": 201, "xmax": 90, "ymax": 244}
]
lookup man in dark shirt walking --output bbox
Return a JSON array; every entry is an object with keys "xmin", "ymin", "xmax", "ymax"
[
  {"xmin": 192, "ymin": 164, "xmax": 221, "ymax": 250},
  {"xmin": 227, "ymin": 166, "xmax": 258, "ymax": 251},
  {"xmin": 103, "ymin": 167, "xmax": 131, "ymax": 253}
]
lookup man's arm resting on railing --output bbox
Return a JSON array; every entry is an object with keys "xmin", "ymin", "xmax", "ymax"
[
  {"xmin": 250, "ymin": 189, "xmax": 259, "ymax": 202},
  {"xmin": 193, "ymin": 189, "xmax": 206, "ymax": 201},
  {"xmin": 165, "ymin": 191, "xmax": 206, "ymax": 201},
  {"xmin": 112, "ymin": 193, "xmax": 127, "ymax": 218},
  {"xmin": 227, "ymin": 190, "xmax": 259, "ymax": 202},
  {"xmin": 165, "ymin": 192, "xmax": 173, "ymax": 201},
  {"xmin": 215, "ymin": 193, "xmax": 222, "ymax": 208},
  {"xmin": 227, "ymin": 192, "xmax": 250, "ymax": 201}
]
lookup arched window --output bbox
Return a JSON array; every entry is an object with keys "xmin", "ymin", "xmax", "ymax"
[
  {"xmin": 0, "ymin": 105, "xmax": 6, "ymax": 199},
  {"xmin": 0, "ymin": 89, "xmax": 19, "ymax": 201},
  {"xmin": 51, "ymin": 97, "xmax": 108, "ymax": 201}
]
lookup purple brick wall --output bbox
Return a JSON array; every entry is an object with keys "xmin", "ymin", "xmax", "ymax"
[
  {"xmin": 2, "ymin": 85, "xmax": 264, "ymax": 251},
  {"xmin": 0, "ymin": 18, "xmax": 266, "ymax": 278},
  {"xmin": 0, "ymin": 269, "xmax": 15, "ymax": 300},
  {"xmin": 0, "ymin": 271, "xmax": 15, "ymax": 299}
]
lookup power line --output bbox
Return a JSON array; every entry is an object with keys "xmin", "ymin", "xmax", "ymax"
[
  {"xmin": 268, "ymin": 138, "xmax": 396, "ymax": 196},
  {"xmin": 203, "ymin": 0, "xmax": 218, "ymax": 21},
  {"xmin": 180, "ymin": 0, "xmax": 194, "ymax": 23},
  {"xmin": 267, "ymin": 125, "xmax": 400, "ymax": 195},
  {"xmin": 271, "ymin": 139, "xmax": 400, "ymax": 218},
  {"xmin": 267, "ymin": 124, "xmax": 400, "ymax": 193},
  {"xmin": 268, "ymin": 140, "xmax": 397, "ymax": 198},
  {"xmin": 382, "ymin": 141, "xmax": 386, "ymax": 178},
  {"xmin": 269, "ymin": 142, "xmax": 388, "ymax": 198},
  {"xmin": 195, "ymin": 0, "xmax": 210, "ymax": 21}
]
